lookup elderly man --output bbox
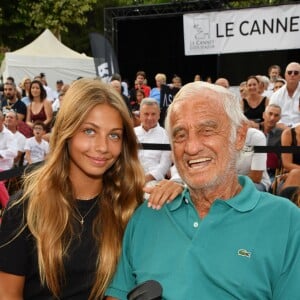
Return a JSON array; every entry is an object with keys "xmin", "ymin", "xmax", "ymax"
[
  {"xmin": 0, "ymin": 111, "xmax": 18, "ymax": 171},
  {"xmin": 270, "ymin": 61, "xmax": 300, "ymax": 128},
  {"xmin": 106, "ymin": 82, "xmax": 300, "ymax": 300},
  {"xmin": 4, "ymin": 111, "xmax": 26, "ymax": 167},
  {"xmin": 135, "ymin": 98, "xmax": 172, "ymax": 183}
]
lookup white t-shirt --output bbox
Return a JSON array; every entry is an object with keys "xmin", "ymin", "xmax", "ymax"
[
  {"xmin": 24, "ymin": 137, "xmax": 49, "ymax": 164},
  {"xmin": 236, "ymin": 128, "xmax": 271, "ymax": 190}
]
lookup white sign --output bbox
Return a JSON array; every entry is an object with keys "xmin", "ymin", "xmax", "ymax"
[{"xmin": 184, "ymin": 4, "xmax": 300, "ymax": 55}]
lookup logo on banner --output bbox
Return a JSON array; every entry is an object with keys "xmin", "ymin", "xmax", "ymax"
[
  {"xmin": 190, "ymin": 16, "xmax": 215, "ymax": 51},
  {"xmin": 97, "ymin": 62, "xmax": 111, "ymax": 83}
]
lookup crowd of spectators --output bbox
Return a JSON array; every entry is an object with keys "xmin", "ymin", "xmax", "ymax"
[{"xmin": 0, "ymin": 62, "xmax": 300, "ymax": 208}]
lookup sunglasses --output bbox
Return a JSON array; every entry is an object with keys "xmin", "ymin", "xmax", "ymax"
[{"xmin": 287, "ymin": 70, "xmax": 299, "ymax": 76}]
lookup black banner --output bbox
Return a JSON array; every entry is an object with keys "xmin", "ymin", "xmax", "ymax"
[{"xmin": 89, "ymin": 32, "xmax": 119, "ymax": 82}]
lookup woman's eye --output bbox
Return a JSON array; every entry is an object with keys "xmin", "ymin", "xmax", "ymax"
[
  {"xmin": 109, "ymin": 133, "xmax": 121, "ymax": 140},
  {"xmin": 84, "ymin": 128, "xmax": 95, "ymax": 135}
]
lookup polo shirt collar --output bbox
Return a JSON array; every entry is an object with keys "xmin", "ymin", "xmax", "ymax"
[
  {"xmin": 167, "ymin": 175, "xmax": 260, "ymax": 213},
  {"xmin": 167, "ymin": 188, "xmax": 190, "ymax": 211},
  {"xmin": 219, "ymin": 175, "xmax": 260, "ymax": 212}
]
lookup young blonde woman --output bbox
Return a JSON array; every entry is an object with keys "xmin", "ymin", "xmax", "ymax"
[{"xmin": 0, "ymin": 78, "xmax": 145, "ymax": 299}]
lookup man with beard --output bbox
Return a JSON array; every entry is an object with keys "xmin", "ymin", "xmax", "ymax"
[{"xmin": 1, "ymin": 82, "xmax": 27, "ymax": 121}]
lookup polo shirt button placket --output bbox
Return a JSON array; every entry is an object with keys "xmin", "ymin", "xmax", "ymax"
[{"xmin": 193, "ymin": 221, "xmax": 199, "ymax": 228}]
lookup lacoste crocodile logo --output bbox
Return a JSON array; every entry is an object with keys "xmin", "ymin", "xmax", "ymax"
[{"xmin": 238, "ymin": 249, "xmax": 251, "ymax": 258}]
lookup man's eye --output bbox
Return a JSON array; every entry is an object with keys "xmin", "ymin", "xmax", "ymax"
[
  {"xmin": 201, "ymin": 128, "xmax": 214, "ymax": 135},
  {"xmin": 173, "ymin": 132, "xmax": 187, "ymax": 142}
]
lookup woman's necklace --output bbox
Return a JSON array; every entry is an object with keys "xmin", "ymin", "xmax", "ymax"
[{"xmin": 74, "ymin": 196, "xmax": 99, "ymax": 225}]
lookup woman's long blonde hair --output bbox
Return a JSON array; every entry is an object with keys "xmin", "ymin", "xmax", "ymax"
[{"xmin": 21, "ymin": 78, "xmax": 144, "ymax": 298}]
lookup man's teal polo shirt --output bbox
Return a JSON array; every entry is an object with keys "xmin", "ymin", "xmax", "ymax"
[{"xmin": 106, "ymin": 176, "xmax": 300, "ymax": 299}]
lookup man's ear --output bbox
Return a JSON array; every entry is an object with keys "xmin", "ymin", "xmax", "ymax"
[{"xmin": 235, "ymin": 122, "xmax": 248, "ymax": 151}]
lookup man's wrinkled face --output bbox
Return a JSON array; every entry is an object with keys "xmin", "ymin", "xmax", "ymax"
[{"xmin": 170, "ymin": 90, "xmax": 245, "ymax": 191}]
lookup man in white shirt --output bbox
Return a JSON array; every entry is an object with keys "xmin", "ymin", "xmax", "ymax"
[
  {"xmin": 269, "ymin": 62, "xmax": 300, "ymax": 128},
  {"xmin": 4, "ymin": 111, "xmax": 26, "ymax": 167},
  {"xmin": 236, "ymin": 127, "xmax": 271, "ymax": 192},
  {"xmin": 134, "ymin": 98, "xmax": 172, "ymax": 183},
  {"xmin": 0, "ymin": 111, "xmax": 18, "ymax": 170}
]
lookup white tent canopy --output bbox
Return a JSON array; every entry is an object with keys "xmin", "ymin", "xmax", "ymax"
[{"xmin": 0, "ymin": 29, "xmax": 96, "ymax": 88}]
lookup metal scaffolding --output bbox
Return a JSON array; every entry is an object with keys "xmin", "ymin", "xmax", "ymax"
[{"xmin": 104, "ymin": 1, "xmax": 229, "ymax": 48}]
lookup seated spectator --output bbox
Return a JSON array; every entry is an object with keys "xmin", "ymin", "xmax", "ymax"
[
  {"xmin": 20, "ymin": 76, "xmax": 31, "ymax": 99},
  {"xmin": 267, "ymin": 64, "xmax": 282, "ymax": 92},
  {"xmin": 256, "ymin": 75, "xmax": 272, "ymax": 98},
  {"xmin": 26, "ymin": 80, "xmax": 53, "ymax": 133},
  {"xmin": 134, "ymin": 98, "xmax": 172, "ymax": 184},
  {"xmin": 241, "ymin": 76, "xmax": 269, "ymax": 129},
  {"xmin": 110, "ymin": 80, "xmax": 131, "ymax": 116},
  {"xmin": 52, "ymin": 79, "xmax": 64, "ymax": 101},
  {"xmin": 239, "ymin": 81, "xmax": 248, "ymax": 100},
  {"xmin": 2, "ymin": 82, "xmax": 27, "ymax": 121},
  {"xmin": 150, "ymin": 73, "xmax": 167, "ymax": 104},
  {"xmin": 194, "ymin": 74, "xmax": 201, "ymax": 81},
  {"xmin": 273, "ymin": 78, "xmax": 286, "ymax": 93},
  {"xmin": 4, "ymin": 111, "xmax": 26, "ymax": 167},
  {"xmin": 259, "ymin": 104, "xmax": 283, "ymax": 182},
  {"xmin": 52, "ymin": 84, "xmax": 70, "ymax": 113},
  {"xmin": 24, "ymin": 121, "xmax": 49, "ymax": 165},
  {"xmin": 170, "ymin": 75, "xmax": 182, "ymax": 89},
  {"xmin": 0, "ymin": 111, "xmax": 18, "ymax": 171},
  {"xmin": 270, "ymin": 62, "xmax": 300, "ymax": 129},
  {"xmin": 130, "ymin": 89, "xmax": 145, "ymax": 127},
  {"xmin": 111, "ymin": 73, "xmax": 129, "ymax": 97},
  {"xmin": 129, "ymin": 71, "xmax": 151, "ymax": 103},
  {"xmin": 215, "ymin": 77, "xmax": 229, "ymax": 89},
  {"xmin": 236, "ymin": 127, "xmax": 271, "ymax": 192},
  {"xmin": 275, "ymin": 124, "xmax": 300, "ymax": 194}
]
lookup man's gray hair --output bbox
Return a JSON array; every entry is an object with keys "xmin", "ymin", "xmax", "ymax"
[
  {"xmin": 140, "ymin": 97, "xmax": 160, "ymax": 109},
  {"xmin": 165, "ymin": 81, "xmax": 248, "ymax": 142}
]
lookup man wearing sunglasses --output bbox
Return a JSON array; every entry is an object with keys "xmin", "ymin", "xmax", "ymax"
[{"xmin": 270, "ymin": 62, "xmax": 300, "ymax": 129}]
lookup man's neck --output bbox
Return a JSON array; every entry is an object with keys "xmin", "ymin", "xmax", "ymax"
[
  {"xmin": 7, "ymin": 97, "xmax": 17, "ymax": 104},
  {"xmin": 7, "ymin": 125, "xmax": 16, "ymax": 133},
  {"xmin": 262, "ymin": 123, "xmax": 274, "ymax": 135},
  {"xmin": 286, "ymin": 83, "xmax": 298, "ymax": 96},
  {"xmin": 190, "ymin": 176, "xmax": 242, "ymax": 218}
]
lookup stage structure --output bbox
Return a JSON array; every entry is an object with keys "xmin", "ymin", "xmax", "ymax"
[
  {"xmin": 104, "ymin": 1, "xmax": 300, "ymax": 86},
  {"xmin": 104, "ymin": 1, "xmax": 230, "ymax": 49}
]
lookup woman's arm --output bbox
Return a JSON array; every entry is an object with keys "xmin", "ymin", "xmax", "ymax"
[
  {"xmin": 247, "ymin": 170, "xmax": 263, "ymax": 183},
  {"xmin": 25, "ymin": 105, "xmax": 34, "ymax": 129},
  {"xmin": 281, "ymin": 128, "xmax": 300, "ymax": 171},
  {"xmin": 43, "ymin": 100, "xmax": 53, "ymax": 126},
  {"xmin": 0, "ymin": 272, "xmax": 25, "ymax": 300},
  {"xmin": 24, "ymin": 150, "xmax": 32, "ymax": 165}
]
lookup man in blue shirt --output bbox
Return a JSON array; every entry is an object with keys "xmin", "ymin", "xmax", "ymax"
[{"xmin": 106, "ymin": 81, "xmax": 300, "ymax": 300}]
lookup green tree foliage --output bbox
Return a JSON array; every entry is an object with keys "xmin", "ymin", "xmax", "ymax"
[
  {"xmin": 17, "ymin": 0, "xmax": 97, "ymax": 40},
  {"xmin": 0, "ymin": 0, "xmax": 295, "ymax": 57}
]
